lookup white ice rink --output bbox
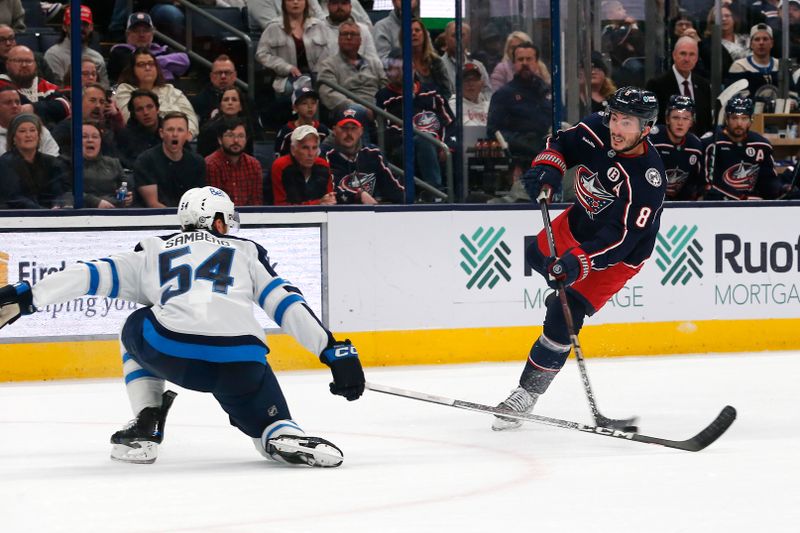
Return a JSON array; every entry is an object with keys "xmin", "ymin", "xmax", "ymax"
[{"xmin": 1, "ymin": 352, "xmax": 797, "ymax": 533}]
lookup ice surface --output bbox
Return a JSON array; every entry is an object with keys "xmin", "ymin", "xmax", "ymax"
[{"xmin": 1, "ymin": 352, "xmax": 797, "ymax": 533}]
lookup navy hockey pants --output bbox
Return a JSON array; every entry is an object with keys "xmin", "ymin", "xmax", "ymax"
[{"xmin": 121, "ymin": 307, "xmax": 291, "ymax": 438}]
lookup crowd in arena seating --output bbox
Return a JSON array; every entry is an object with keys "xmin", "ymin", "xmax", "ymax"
[{"xmin": 0, "ymin": 0, "xmax": 799, "ymax": 209}]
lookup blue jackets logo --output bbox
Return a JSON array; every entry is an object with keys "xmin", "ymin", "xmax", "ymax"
[
  {"xmin": 459, "ymin": 227, "xmax": 511, "ymax": 289},
  {"xmin": 655, "ymin": 225, "xmax": 703, "ymax": 285}
]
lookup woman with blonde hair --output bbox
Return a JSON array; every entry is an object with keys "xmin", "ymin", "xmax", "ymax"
[
  {"xmin": 490, "ymin": 30, "xmax": 551, "ymax": 91},
  {"xmin": 409, "ymin": 17, "xmax": 452, "ymax": 99}
]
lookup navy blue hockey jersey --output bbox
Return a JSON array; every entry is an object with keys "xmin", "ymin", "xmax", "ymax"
[
  {"xmin": 649, "ymin": 125, "xmax": 705, "ymax": 200},
  {"xmin": 701, "ymin": 128, "xmax": 779, "ymax": 200},
  {"xmin": 321, "ymin": 144, "xmax": 405, "ymax": 204},
  {"xmin": 538, "ymin": 112, "xmax": 666, "ymax": 270}
]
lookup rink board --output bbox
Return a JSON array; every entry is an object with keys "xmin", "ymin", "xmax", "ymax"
[{"xmin": 1, "ymin": 204, "xmax": 799, "ymax": 381}]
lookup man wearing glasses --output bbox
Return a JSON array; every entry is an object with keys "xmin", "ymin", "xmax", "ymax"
[
  {"xmin": 321, "ymin": 0, "xmax": 378, "ymax": 61},
  {"xmin": 0, "ymin": 45, "xmax": 70, "ymax": 125},
  {"xmin": 0, "ymin": 25, "xmax": 56, "ymax": 81},
  {"xmin": 205, "ymin": 117, "xmax": 264, "ymax": 206},
  {"xmin": 191, "ymin": 54, "xmax": 238, "ymax": 127}
]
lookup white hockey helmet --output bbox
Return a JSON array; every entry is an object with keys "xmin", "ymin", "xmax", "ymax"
[{"xmin": 177, "ymin": 186, "xmax": 240, "ymax": 233}]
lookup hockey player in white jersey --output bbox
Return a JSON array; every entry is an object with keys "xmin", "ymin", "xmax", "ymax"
[{"xmin": 0, "ymin": 186, "xmax": 365, "ymax": 467}]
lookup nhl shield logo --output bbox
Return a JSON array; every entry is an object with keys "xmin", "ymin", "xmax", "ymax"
[{"xmin": 645, "ymin": 168, "xmax": 662, "ymax": 187}]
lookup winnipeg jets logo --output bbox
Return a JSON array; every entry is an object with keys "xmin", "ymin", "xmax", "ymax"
[
  {"xmin": 340, "ymin": 172, "xmax": 377, "ymax": 195},
  {"xmin": 722, "ymin": 162, "xmax": 759, "ymax": 192},
  {"xmin": 575, "ymin": 166, "xmax": 615, "ymax": 219},
  {"xmin": 665, "ymin": 167, "xmax": 689, "ymax": 196}
]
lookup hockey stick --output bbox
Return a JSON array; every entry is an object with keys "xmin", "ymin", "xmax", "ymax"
[
  {"xmin": 538, "ymin": 195, "xmax": 639, "ymax": 431},
  {"xmin": 707, "ymin": 79, "xmax": 749, "ymax": 192},
  {"xmin": 366, "ymin": 382, "xmax": 737, "ymax": 452}
]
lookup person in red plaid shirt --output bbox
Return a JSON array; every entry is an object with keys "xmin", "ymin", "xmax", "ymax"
[{"xmin": 204, "ymin": 117, "xmax": 263, "ymax": 206}]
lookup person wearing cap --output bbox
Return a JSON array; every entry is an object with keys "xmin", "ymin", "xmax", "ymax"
[
  {"xmin": 442, "ymin": 21, "xmax": 491, "ymax": 98},
  {"xmin": 107, "ymin": 12, "xmax": 190, "ymax": 84},
  {"xmin": 645, "ymin": 36, "xmax": 713, "ymax": 136},
  {"xmin": 134, "ymin": 111, "xmax": 206, "ymax": 208},
  {"xmin": 271, "ymin": 124, "xmax": 336, "ymax": 205},
  {"xmin": 726, "ymin": 23, "xmax": 779, "ymax": 95},
  {"xmin": 274, "ymin": 86, "xmax": 331, "ymax": 157},
  {"xmin": 205, "ymin": 117, "xmax": 263, "ymax": 206},
  {"xmin": 448, "ymin": 62, "xmax": 489, "ymax": 127},
  {"xmin": 0, "ymin": 113, "xmax": 69, "ymax": 209},
  {"xmin": 0, "ymin": 85, "xmax": 60, "ymax": 156},
  {"xmin": 43, "ymin": 4, "xmax": 109, "ymax": 87},
  {"xmin": 321, "ymin": 104, "xmax": 403, "ymax": 204},
  {"xmin": 316, "ymin": 19, "xmax": 385, "ymax": 121},
  {"xmin": 320, "ymin": 1, "xmax": 379, "ymax": 62}
]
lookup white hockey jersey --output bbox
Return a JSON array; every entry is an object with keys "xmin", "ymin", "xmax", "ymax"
[{"xmin": 30, "ymin": 230, "xmax": 332, "ymax": 364}]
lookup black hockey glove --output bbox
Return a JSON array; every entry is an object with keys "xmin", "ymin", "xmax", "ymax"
[
  {"xmin": 0, "ymin": 282, "xmax": 35, "ymax": 330},
  {"xmin": 522, "ymin": 164, "xmax": 562, "ymax": 203},
  {"xmin": 320, "ymin": 339, "xmax": 365, "ymax": 401},
  {"xmin": 545, "ymin": 248, "xmax": 590, "ymax": 289}
]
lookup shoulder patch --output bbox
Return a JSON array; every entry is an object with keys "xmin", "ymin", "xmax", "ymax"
[{"xmin": 645, "ymin": 168, "xmax": 662, "ymax": 187}]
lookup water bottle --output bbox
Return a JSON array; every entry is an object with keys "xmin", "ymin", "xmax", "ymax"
[{"xmin": 116, "ymin": 181, "xmax": 128, "ymax": 206}]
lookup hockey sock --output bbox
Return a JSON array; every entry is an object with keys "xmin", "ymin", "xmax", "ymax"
[
  {"xmin": 122, "ymin": 349, "xmax": 164, "ymax": 415},
  {"xmin": 520, "ymin": 334, "xmax": 571, "ymax": 394}
]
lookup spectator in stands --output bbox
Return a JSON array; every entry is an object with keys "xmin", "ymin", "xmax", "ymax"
[
  {"xmin": 645, "ymin": 36, "xmax": 713, "ymax": 136},
  {"xmin": 776, "ymin": 0, "xmax": 800, "ymax": 60},
  {"xmin": 409, "ymin": 18, "xmax": 452, "ymax": 101},
  {"xmin": 0, "ymin": 45, "xmax": 71, "ymax": 126},
  {"xmin": 274, "ymin": 86, "xmax": 331, "ymax": 157},
  {"xmin": 373, "ymin": 0, "xmax": 418, "ymax": 61},
  {"xmin": 600, "ymin": 0, "xmax": 645, "ymax": 80},
  {"xmin": 487, "ymin": 42, "xmax": 551, "ymax": 163},
  {"xmin": 442, "ymin": 21, "xmax": 490, "ymax": 97},
  {"xmin": 255, "ymin": 0, "xmax": 331, "ymax": 97},
  {"xmin": 699, "ymin": 4, "xmax": 748, "ymax": 77},
  {"xmin": 248, "ymin": 0, "xmax": 372, "ymax": 31},
  {"xmin": 586, "ymin": 51, "xmax": 616, "ymax": 113},
  {"xmin": 321, "ymin": 104, "xmax": 403, "ymax": 204},
  {"xmin": 448, "ymin": 62, "xmax": 489, "ymax": 126},
  {"xmin": 51, "ymin": 82, "xmax": 120, "ymax": 159},
  {"xmin": 107, "ymin": 12, "xmax": 190, "ymax": 84},
  {"xmin": 44, "ymin": 5, "xmax": 110, "ymax": 87},
  {"xmin": 316, "ymin": 19, "xmax": 385, "ymax": 121},
  {"xmin": 80, "ymin": 121, "xmax": 133, "ymax": 208},
  {"xmin": 197, "ymin": 86, "xmax": 255, "ymax": 157},
  {"xmin": 749, "ymin": 0, "xmax": 781, "ymax": 34},
  {"xmin": 190, "ymin": 54, "xmax": 238, "ymax": 127},
  {"xmin": 321, "ymin": 1, "xmax": 379, "ymax": 60},
  {"xmin": 375, "ymin": 48, "xmax": 453, "ymax": 193},
  {"xmin": 671, "ymin": 11, "xmax": 701, "ymax": 42},
  {"xmin": 490, "ymin": 31, "xmax": 550, "ymax": 92},
  {"xmin": 0, "ymin": 0, "xmax": 23, "ymax": 31},
  {"xmin": 272, "ymin": 124, "xmax": 336, "ymax": 205},
  {"xmin": 134, "ymin": 0, "xmax": 186, "ymax": 44},
  {"xmin": 117, "ymin": 88, "xmax": 161, "ymax": 169},
  {"xmin": 0, "ymin": 24, "xmax": 57, "ymax": 81},
  {"xmin": 204, "ymin": 117, "xmax": 263, "ymax": 206},
  {"xmin": 0, "ymin": 85, "xmax": 59, "ymax": 156},
  {"xmin": 134, "ymin": 111, "xmax": 206, "ymax": 207},
  {"xmin": 114, "ymin": 48, "xmax": 199, "ymax": 137},
  {"xmin": 728, "ymin": 23, "xmax": 779, "ymax": 96},
  {"xmin": 0, "ymin": 113, "xmax": 68, "ymax": 209}
]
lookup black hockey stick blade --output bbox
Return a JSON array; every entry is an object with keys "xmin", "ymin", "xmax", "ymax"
[
  {"xmin": 366, "ymin": 382, "xmax": 736, "ymax": 452},
  {"xmin": 596, "ymin": 414, "xmax": 640, "ymax": 434}
]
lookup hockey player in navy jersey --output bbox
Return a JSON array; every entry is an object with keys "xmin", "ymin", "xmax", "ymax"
[
  {"xmin": 0, "ymin": 187, "xmax": 365, "ymax": 467},
  {"xmin": 649, "ymin": 95, "xmax": 705, "ymax": 200},
  {"xmin": 702, "ymin": 97, "xmax": 781, "ymax": 200},
  {"xmin": 492, "ymin": 87, "xmax": 666, "ymax": 430}
]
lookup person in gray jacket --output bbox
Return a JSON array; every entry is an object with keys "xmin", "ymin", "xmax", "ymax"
[
  {"xmin": 0, "ymin": 0, "xmax": 24, "ymax": 31},
  {"xmin": 247, "ymin": 0, "xmax": 371, "ymax": 31},
  {"xmin": 320, "ymin": 0, "xmax": 378, "ymax": 61},
  {"xmin": 373, "ymin": 0, "xmax": 418, "ymax": 61}
]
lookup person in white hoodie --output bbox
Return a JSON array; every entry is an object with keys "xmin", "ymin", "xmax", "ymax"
[{"xmin": 448, "ymin": 62, "xmax": 489, "ymax": 126}]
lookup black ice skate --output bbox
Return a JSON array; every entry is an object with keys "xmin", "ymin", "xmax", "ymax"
[
  {"xmin": 492, "ymin": 387, "xmax": 538, "ymax": 431},
  {"xmin": 110, "ymin": 390, "xmax": 177, "ymax": 464},
  {"xmin": 266, "ymin": 435, "xmax": 344, "ymax": 468}
]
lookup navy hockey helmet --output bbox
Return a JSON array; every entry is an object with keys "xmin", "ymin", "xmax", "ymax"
[
  {"xmin": 603, "ymin": 86, "xmax": 660, "ymax": 130},
  {"xmin": 725, "ymin": 96, "xmax": 754, "ymax": 117},
  {"xmin": 667, "ymin": 94, "xmax": 696, "ymax": 116}
]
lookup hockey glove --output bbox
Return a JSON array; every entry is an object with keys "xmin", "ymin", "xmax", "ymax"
[
  {"xmin": 320, "ymin": 339, "xmax": 365, "ymax": 401},
  {"xmin": 0, "ymin": 282, "xmax": 35, "ymax": 330},
  {"xmin": 545, "ymin": 248, "xmax": 591, "ymax": 289},
  {"xmin": 522, "ymin": 165, "xmax": 563, "ymax": 204}
]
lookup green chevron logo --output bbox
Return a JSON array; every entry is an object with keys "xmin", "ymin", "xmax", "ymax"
[
  {"xmin": 459, "ymin": 226, "xmax": 512, "ymax": 289},
  {"xmin": 655, "ymin": 225, "xmax": 704, "ymax": 286}
]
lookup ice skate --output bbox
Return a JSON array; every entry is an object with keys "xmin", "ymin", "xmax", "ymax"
[
  {"xmin": 110, "ymin": 390, "xmax": 177, "ymax": 464},
  {"xmin": 492, "ymin": 387, "xmax": 538, "ymax": 431},
  {"xmin": 266, "ymin": 435, "xmax": 344, "ymax": 468}
]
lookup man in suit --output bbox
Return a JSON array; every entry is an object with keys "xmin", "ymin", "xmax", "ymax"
[{"xmin": 645, "ymin": 36, "xmax": 713, "ymax": 136}]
